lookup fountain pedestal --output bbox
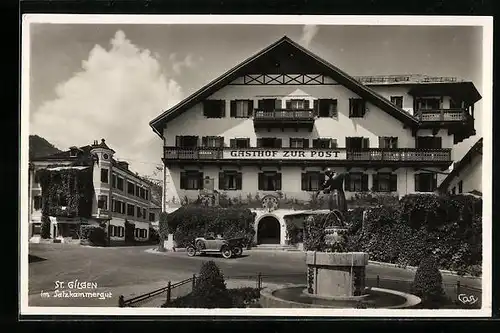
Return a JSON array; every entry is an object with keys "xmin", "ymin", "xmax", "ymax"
[{"xmin": 306, "ymin": 251, "xmax": 369, "ymax": 299}]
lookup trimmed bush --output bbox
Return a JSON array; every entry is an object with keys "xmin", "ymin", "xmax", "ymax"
[
  {"xmin": 80, "ymin": 225, "xmax": 106, "ymax": 246},
  {"xmin": 412, "ymin": 257, "xmax": 446, "ymax": 308},
  {"xmin": 189, "ymin": 261, "xmax": 232, "ymax": 308},
  {"xmin": 41, "ymin": 215, "xmax": 51, "ymax": 239}
]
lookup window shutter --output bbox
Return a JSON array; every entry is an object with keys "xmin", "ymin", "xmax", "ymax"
[
  {"xmin": 361, "ymin": 100, "xmax": 367, "ymax": 116},
  {"xmin": 218, "ymin": 136, "xmax": 224, "ymax": 147},
  {"xmin": 312, "ymin": 139, "xmax": 318, "ymax": 148},
  {"xmin": 331, "ymin": 99, "xmax": 338, "ymax": 117},
  {"xmin": 301, "ymin": 173, "xmax": 308, "ymax": 191},
  {"xmin": 248, "ymin": 100, "xmax": 254, "ymax": 117},
  {"xmin": 230, "ymin": 100, "xmax": 236, "ymax": 117},
  {"xmin": 372, "ymin": 174, "xmax": 379, "ymax": 192},
  {"xmin": 361, "ymin": 174, "xmax": 369, "ymax": 191},
  {"xmin": 331, "ymin": 139, "xmax": 338, "ymax": 148},
  {"xmin": 176, "ymin": 136, "xmax": 181, "ymax": 147},
  {"xmin": 313, "ymin": 100, "xmax": 319, "ymax": 116},
  {"xmin": 180, "ymin": 172, "xmax": 187, "ymax": 190},
  {"xmin": 286, "ymin": 100, "xmax": 292, "ymax": 109},
  {"xmin": 414, "ymin": 174, "xmax": 420, "ymax": 192},
  {"xmin": 345, "ymin": 137, "xmax": 351, "ymax": 149},
  {"xmin": 202, "ymin": 101, "xmax": 208, "ymax": 117},
  {"xmin": 348, "ymin": 99, "xmax": 353, "ymax": 117},
  {"xmin": 433, "ymin": 137, "xmax": 442, "ymax": 149},
  {"xmin": 246, "ymin": 138, "xmax": 250, "ymax": 148},
  {"xmin": 258, "ymin": 99, "xmax": 264, "ymax": 109},
  {"xmin": 274, "ymin": 99, "xmax": 281, "ymax": 109},
  {"xmin": 275, "ymin": 173, "xmax": 282, "ymax": 190},
  {"xmin": 198, "ymin": 172, "xmax": 204, "ymax": 190},
  {"xmin": 304, "ymin": 100, "xmax": 310, "ymax": 109},
  {"xmin": 276, "ymin": 138, "xmax": 282, "ymax": 148},
  {"xmin": 344, "ymin": 173, "xmax": 351, "ymax": 191},
  {"xmin": 379, "ymin": 137, "xmax": 385, "ymax": 149},
  {"xmin": 362, "ymin": 138, "xmax": 369, "ymax": 149},
  {"xmin": 257, "ymin": 138, "xmax": 263, "ymax": 148},
  {"xmin": 219, "ymin": 100, "xmax": 226, "ymax": 117},
  {"xmin": 201, "ymin": 136, "xmax": 208, "ymax": 147},
  {"xmin": 219, "ymin": 172, "xmax": 225, "ymax": 190},
  {"xmin": 392, "ymin": 137, "xmax": 398, "ymax": 148},
  {"xmin": 230, "ymin": 139, "xmax": 236, "ymax": 148},
  {"xmin": 236, "ymin": 173, "xmax": 243, "ymax": 190},
  {"xmin": 289, "ymin": 138, "xmax": 293, "ymax": 147},
  {"xmin": 390, "ymin": 174, "xmax": 398, "ymax": 192},
  {"xmin": 303, "ymin": 138, "xmax": 309, "ymax": 148},
  {"xmin": 258, "ymin": 173, "xmax": 264, "ymax": 190}
]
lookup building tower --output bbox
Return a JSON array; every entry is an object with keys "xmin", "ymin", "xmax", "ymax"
[{"xmin": 90, "ymin": 139, "xmax": 115, "ymax": 220}]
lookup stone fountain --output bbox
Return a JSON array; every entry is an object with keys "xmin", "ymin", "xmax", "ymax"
[{"xmin": 260, "ymin": 169, "xmax": 421, "ymax": 309}]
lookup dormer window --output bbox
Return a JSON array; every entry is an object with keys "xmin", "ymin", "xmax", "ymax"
[{"xmin": 70, "ymin": 150, "xmax": 78, "ymax": 158}]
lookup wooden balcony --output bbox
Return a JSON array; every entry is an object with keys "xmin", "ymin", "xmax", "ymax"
[
  {"xmin": 163, "ymin": 147, "xmax": 452, "ymax": 168},
  {"xmin": 253, "ymin": 108, "xmax": 315, "ymax": 131},
  {"xmin": 416, "ymin": 108, "xmax": 471, "ymax": 123}
]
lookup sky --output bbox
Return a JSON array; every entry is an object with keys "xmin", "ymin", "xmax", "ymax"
[{"xmin": 28, "ymin": 23, "xmax": 484, "ymax": 180}]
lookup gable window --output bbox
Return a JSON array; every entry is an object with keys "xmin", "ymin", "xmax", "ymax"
[
  {"xmin": 258, "ymin": 99, "xmax": 280, "ymax": 112},
  {"xmin": 345, "ymin": 173, "xmax": 369, "ymax": 192},
  {"xmin": 390, "ymin": 96, "xmax": 403, "ymax": 108},
  {"xmin": 416, "ymin": 97, "xmax": 441, "ymax": 110},
  {"xmin": 230, "ymin": 100, "xmax": 253, "ymax": 118},
  {"xmin": 219, "ymin": 171, "xmax": 242, "ymax": 190},
  {"xmin": 127, "ymin": 203, "xmax": 135, "ymax": 217},
  {"xmin": 117, "ymin": 176, "xmax": 124, "ymax": 191},
  {"xmin": 230, "ymin": 138, "xmax": 250, "ymax": 148},
  {"xmin": 203, "ymin": 100, "xmax": 226, "ymax": 118},
  {"xmin": 286, "ymin": 99, "xmax": 310, "ymax": 110},
  {"xmin": 257, "ymin": 137, "xmax": 282, "ymax": 148},
  {"xmin": 33, "ymin": 195, "xmax": 42, "ymax": 210},
  {"xmin": 349, "ymin": 98, "xmax": 366, "ymax": 118},
  {"xmin": 379, "ymin": 137, "xmax": 399, "ymax": 149},
  {"xmin": 97, "ymin": 195, "xmax": 108, "ymax": 210},
  {"xmin": 301, "ymin": 172, "xmax": 325, "ymax": 191},
  {"xmin": 175, "ymin": 136, "xmax": 199, "ymax": 148},
  {"xmin": 346, "ymin": 137, "xmax": 370, "ymax": 150},
  {"xmin": 315, "ymin": 99, "xmax": 338, "ymax": 117},
  {"xmin": 127, "ymin": 181, "xmax": 135, "ymax": 195},
  {"xmin": 201, "ymin": 136, "xmax": 224, "ymax": 148},
  {"xmin": 149, "ymin": 212, "xmax": 156, "ymax": 222},
  {"xmin": 101, "ymin": 168, "xmax": 109, "ymax": 184},
  {"xmin": 415, "ymin": 173, "xmax": 437, "ymax": 192},
  {"xmin": 458, "ymin": 180, "xmax": 463, "ymax": 194},
  {"xmin": 180, "ymin": 171, "xmax": 204, "ymax": 190},
  {"xmin": 258, "ymin": 172, "xmax": 282, "ymax": 191},
  {"xmin": 313, "ymin": 138, "xmax": 337, "ymax": 149},
  {"xmin": 372, "ymin": 173, "xmax": 398, "ymax": 192},
  {"xmin": 416, "ymin": 136, "xmax": 442, "ymax": 149},
  {"xmin": 289, "ymin": 138, "xmax": 309, "ymax": 148}
]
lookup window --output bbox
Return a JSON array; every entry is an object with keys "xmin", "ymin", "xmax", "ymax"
[
  {"xmin": 32, "ymin": 223, "xmax": 41, "ymax": 235},
  {"xmin": 372, "ymin": 173, "xmax": 398, "ymax": 192},
  {"xmin": 149, "ymin": 212, "xmax": 156, "ymax": 222},
  {"xmin": 219, "ymin": 171, "xmax": 242, "ymax": 190},
  {"xmin": 416, "ymin": 136, "xmax": 442, "ymax": 149},
  {"xmin": 114, "ymin": 200, "xmax": 125, "ymax": 214},
  {"xmin": 349, "ymin": 98, "xmax": 366, "ymax": 117},
  {"xmin": 257, "ymin": 138, "xmax": 282, "ymax": 148},
  {"xmin": 301, "ymin": 172, "xmax": 325, "ymax": 191},
  {"xmin": 97, "ymin": 195, "xmax": 108, "ymax": 210},
  {"xmin": 258, "ymin": 172, "xmax": 282, "ymax": 191},
  {"xmin": 313, "ymin": 138, "xmax": 336, "ymax": 149},
  {"xmin": 127, "ymin": 181, "xmax": 135, "ymax": 195},
  {"xmin": 70, "ymin": 150, "xmax": 78, "ymax": 158},
  {"xmin": 417, "ymin": 97, "xmax": 441, "ymax": 110},
  {"xmin": 458, "ymin": 180, "xmax": 463, "ymax": 194},
  {"xmin": 201, "ymin": 136, "xmax": 224, "ymax": 148},
  {"xmin": 143, "ymin": 208, "xmax": 147, "ymax": 219},
  {"xmin": 451, "ymin": 187, "xmax": 456, "ymax": 195},
  {"xmin": 390, "ymin": 96, "xmax": 403, "ymax": 108},
  {"xmin": 127, "ymin": 203, "xmax": 135, "ymax": 216},
  {"xmin": 134, "ymin": 228, "xmax": 139, "ymax": 238},
  {"xmin": 34, "ymin": 172, "xmax": 40, "ymax": 184},
  {"xmin": 258, "ymin": 98, "xmax": 280, "ymax": 112},
  {"xmin": 112, "ymin": 174, "xmax": 117, "ymax": 188},
  {"xmin": 145, "ymin": 190, "xmax": 149, "ymax": 200},
  {"xmin": 379, "ymin": 137, "xmax": 399, "ymax": 149},
  {"xmin": 450, "ymin": 98, "xmax": 464, "ymax": 109},
  {"xmin": 203, "ymin": 100, "xmax": 225, "ymax": 118},
  {"xmin": 290, "ymin": 138, "xmax": 309, "ymax": 148},
  {"xmin": 33, "ymin": 196, "xmax": 42, "ymax": 210},
  {"xmin": 137, "ymin": 206, "xmax": 142, "ymax": 218},
  {"xmin": 117, "ymin": 176, "xmax": 124, "ymax": 191},
  {"xmin": 286, "ymin": 99, "xmax": 309, "ymax": 110},
  {"xmin": 345, "ymin": 173, "xmax": 369, "ymax": 192},
  {"xmin": 175, "ymin": 136, "xmax": 199, "ymax": 148},
  {"xmin": 229, "ymin": 138, "xmax": 250, "ymax": 148},
  {"xmin": 112, "ymin": 226, "xmax": 124, "ymax": 237},
  {"xmin": 180, "ymin": 171, "xmax": 204, "ymax": 190},
  {"xmin": 101, "ymin": 168, "xmax": 109, "ymax": 183},
  {"xmin": 346, "ymin": 137, "xmax": 370, "ymax": 150},
  {"xmin": 230, "ymin": 100, "xmax": 253, "ymax": 118},
  {"xmin": 141, "ymin": 229, "xmax": 147, "ymax": 238},
  {"xmin": 415, "ymin": 173, "xmax": 437, "ymax": 192},
  {"xmin": 315, "ymin": 99, "xmax": 338, "ymax": 117}
]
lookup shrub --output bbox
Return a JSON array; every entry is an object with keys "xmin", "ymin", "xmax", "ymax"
[
  {"xmin": 124, "ymin": 220, "xmax": 135, "ymax": 243},
  {"xmin": 228, "ymin": 287, "xmax": 261, "ymax": 308},
  {"xmin": 41, "ymin": 215, "xmax": 51, "ymax": 239},
  {"xmin": 149, "ymin": 228, "xmax": 159, "ymax": 243},
  {"xmin": 80, "ymin": 225, "xmax": 106, "ymax": 246},
  {"xmin": 412, "ymin": 257, "xmax": 446, "ymax": 308},
  {"xmin": 189, "ymin": 261, "xmax": 232, "ymax": 308}
]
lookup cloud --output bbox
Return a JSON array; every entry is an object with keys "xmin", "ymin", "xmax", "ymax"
[
  {"xmin": 299, "ymin": 25, "xmax": 319, "ymax": 48},
  {"xmin": 171, "ymin": 53, "xmax": 203, "ymax": 75},
  {"xmin": 30, "ymin": 30, "xmax": 184, "ymax": 178}
]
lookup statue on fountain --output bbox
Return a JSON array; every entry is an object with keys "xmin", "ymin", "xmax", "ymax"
[{"xmin": 316, "ymin": 168, "xmax": 347, "ymax": 230}]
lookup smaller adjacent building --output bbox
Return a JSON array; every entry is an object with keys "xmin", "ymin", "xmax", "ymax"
[
  {"xmin": 438, "ymin": 137, "xmax": 483, "ymax": 196},
  {"xmin": 29, "ymin": 139, "xmax": 154, "ymax": 244}
]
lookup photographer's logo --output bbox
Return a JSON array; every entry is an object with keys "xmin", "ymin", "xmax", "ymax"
[{"xmin": 458, "ymin": 293, "xmax": 479, "ymax": 305}]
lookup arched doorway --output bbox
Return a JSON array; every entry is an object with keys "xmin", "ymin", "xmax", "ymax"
[{"xmin": 257, "ymin": 216, "xmax": 281, "ymax": 244}]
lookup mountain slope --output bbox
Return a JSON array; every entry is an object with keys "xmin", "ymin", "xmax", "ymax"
[{"xmin": 29, "ymin": 135, "xmax": 62, "ymax": 159}]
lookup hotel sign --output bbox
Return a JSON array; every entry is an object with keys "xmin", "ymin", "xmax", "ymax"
[{"xmin": 223, "ymin": 149, "xmax": 346, "ymax": 160}]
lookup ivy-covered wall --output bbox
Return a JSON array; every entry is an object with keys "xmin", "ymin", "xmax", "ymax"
[{"xmin": 36, "ymin": 167, "xmax": 94, "ymax": 218}]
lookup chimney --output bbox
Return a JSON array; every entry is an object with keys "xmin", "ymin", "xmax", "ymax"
[{"xmin": 101, "ymin": 138, "xmax": 105, "ymax": 144}]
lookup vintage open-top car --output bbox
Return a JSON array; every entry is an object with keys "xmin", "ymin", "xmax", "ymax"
[{"xmin": 186, "ymin": 234, "xmax": 246, "ymax": 259}]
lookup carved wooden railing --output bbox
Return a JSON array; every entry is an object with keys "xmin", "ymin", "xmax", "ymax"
[
  {"xmin": 416, "ymin": 108, "xmax": 470, "ymax": 122},
  {"xmin": 254, "ymin": 108, "xmax": 315, "ymax": 121}
]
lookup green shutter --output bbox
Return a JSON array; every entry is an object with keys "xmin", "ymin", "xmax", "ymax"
[
  {"xmin": 230, "ymin": 100, "xmax": 236, "ymax": 117},
  {"xmin": 236, "ymin": 173, "xmax": 243, "ymax": 190},
  {"xmin": 361, "ymin": 174, "xmax": 369, "ymax": 191},
  {"xmin": 390, "ymin": 174, "xmax": 398, "ymax": 192},
  {"xmin": 301, "ymin": 173, "xmax": 308, "ymax": 191},
  {"xmin": 372, "ymin": 174, "xmax": 379, "ymax": 192},
  {"xmin": 219, "ymin": 172, "xmax": 225, "ymax": 190}
]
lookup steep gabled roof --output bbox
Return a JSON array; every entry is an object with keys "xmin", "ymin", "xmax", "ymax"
[
  {"xmin": 149, "ymin": 36, "xmax": 419, "ymax": 137},
  {"xmin": 31, "ymin": 145, "xmax": 93, "ymax": 161},
  {"xmin": 437, "ymin": 137, "xmax": 483, "ymax": 192}
]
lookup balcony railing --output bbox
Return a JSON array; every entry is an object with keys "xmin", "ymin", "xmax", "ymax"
[
  {"xmin": 416, "ymin": 108, "xmax": 470, "ymax": 122},
  {"xmin": 164, "ymin": 147, "xmax": 451, "ymax": 162},
  {"xmin": 254, "ymin": 108, "xmax": 315, "ymax": 121}
]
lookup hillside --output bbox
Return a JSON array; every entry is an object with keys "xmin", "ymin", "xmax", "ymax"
[{"xmin": 29, "ymin": 135, "xmax": 62, "ymax": 159}]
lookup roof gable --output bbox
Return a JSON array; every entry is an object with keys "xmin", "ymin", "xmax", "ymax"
[{"xmin": 149, "ymin": 36, "xmax": 419, "ymax": 137}]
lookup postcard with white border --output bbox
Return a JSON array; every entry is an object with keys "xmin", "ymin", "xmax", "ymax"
[{"xmin": 20, "ymin": 15, "xmax": 493, "ymax": 318}]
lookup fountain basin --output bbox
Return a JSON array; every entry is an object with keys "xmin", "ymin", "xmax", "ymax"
[{"xmin": 260, "ymin": 285, "xmax": 421, "ymax": 309}]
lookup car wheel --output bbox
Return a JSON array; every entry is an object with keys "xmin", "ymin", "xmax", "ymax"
[
  {"xmin": 187, "ymin": 246, "xmax": 196, "ymax": 257},
  {"xmin": 221, "ymin": 247, "xmax": 232, "ymax": 259},
  {"xmin": 232, "ymin": 246, "xmax": 242, "ymax": 257}
]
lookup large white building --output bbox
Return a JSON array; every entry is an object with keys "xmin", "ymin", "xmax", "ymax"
[
  {"xmin": 29, "ymin": 139, "xmax": 153, "ymax": 244},
  {"xmin": 149, "ymin": 36, "xmax": 482, "ymax": 246}
]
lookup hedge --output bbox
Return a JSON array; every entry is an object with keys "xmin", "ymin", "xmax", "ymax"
[
  {"xmin": 159, "ymin": 205, "xmax": 256, "ymax": 247},
  {"xmin": 80, "ymin": 225, "xmax": 106, "ymax": 246},
  {"xmin": 41, "ymin": 215, "xmax": 51, "ymax": 239}
]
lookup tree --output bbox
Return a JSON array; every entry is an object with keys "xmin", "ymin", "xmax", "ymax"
[
  {"xmin": 41, "ymin": 215, "xmax": 51, "ymax": 239},
  {"xmin": 190, "ymin": 261, "xmax": 232, "ymax": 308},
  {"xmin": 412, "ymin": 256, "xmax": 446, "ymax": 308}
]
